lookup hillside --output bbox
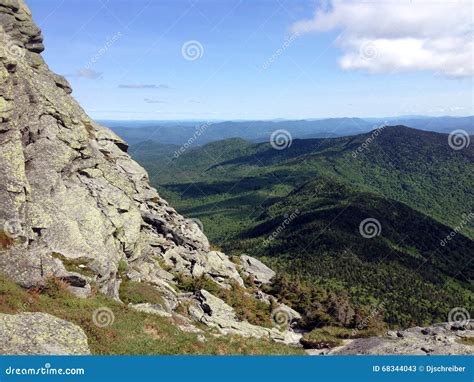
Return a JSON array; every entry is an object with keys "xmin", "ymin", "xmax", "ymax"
[
  {"xmin": 236, "ymin": 178, "xmax": 473, "ymax": 327},
  {"xmin": 130, "ymin": 127, "xmax": 474, "ymax": 328},
  {"xmin": 134, "ymin": 126, "xmax": 473, "ymax": 240}
]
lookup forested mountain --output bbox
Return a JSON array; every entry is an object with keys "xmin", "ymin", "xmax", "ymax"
[{"xmin": 129, "ymin": 126, "xmax": 474, "ymax": 328}]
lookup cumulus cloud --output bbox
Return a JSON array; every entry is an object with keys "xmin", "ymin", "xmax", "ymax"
[
  {"xmin": 118, "ymin": 84, "xmax": 170, "ymax": 89},
  {"xmin": 291, "ymin": 0, "xmax": 474, "ymax": 78}
]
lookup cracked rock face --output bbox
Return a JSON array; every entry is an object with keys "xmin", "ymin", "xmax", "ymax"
[
  {"xmin": 0, "ymin": 0, "xmax": 293, "ymax": 346},
  {"xmin": 0, "ymin": 0, "xmax": 243, "ymax": 300}
]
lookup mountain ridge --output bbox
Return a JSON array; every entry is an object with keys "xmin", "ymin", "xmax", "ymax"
[{"xmin": 0, "ymin": 0, "xmax": 472, "ymax": 356}]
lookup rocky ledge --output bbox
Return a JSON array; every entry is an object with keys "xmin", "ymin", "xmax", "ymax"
[
  {"xmin": 307, "ymin": 321, "xmax": 474, "ymax": 356},
  {"xmin": 0, "ymin": 0, "xmax": 300, "ymax": 348}
]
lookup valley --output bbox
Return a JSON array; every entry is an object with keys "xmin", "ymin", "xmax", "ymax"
[{"xmin": 128, "ymin": 126, "xmax": 474, "ymax": 329}]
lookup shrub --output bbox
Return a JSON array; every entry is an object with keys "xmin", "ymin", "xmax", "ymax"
[{"xmin": 300, "ymin": 328, "xmax": 343, "ymax": 349}]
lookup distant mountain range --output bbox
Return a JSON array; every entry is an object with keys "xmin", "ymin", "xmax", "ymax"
[
  {"xmin": 129, "ymin": 126, "xmax": 474, "ymax": 329},
  {"xmin": 103, "ymin": 116, "xmax": 474, "ymax": 146}
]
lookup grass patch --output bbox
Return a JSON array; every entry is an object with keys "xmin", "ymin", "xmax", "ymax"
[
  {"xmin": 456, "ymin": 337, "xmax": 474, "ymax": 346},
  {"xmin": 300, "ymin": 328, "xmax": 343, "ymax": 349},
  {"xmin": 0, "ymin": 273, "xmax": 304, "ymax": 355},
  {"xmin": 216, "ymin": 283, "xmax": 274, "ymax": 328},
  {"xmin": 119, "ymin": 280, "xmax": 165, "ymax": 306},
  {"xmin": 300, "ymin": 325, "xmax": 384, "ymax": 349},
  {"xmin": 51, "ymin": 253, "xmax": 95, "ymax": 277},
  {"xmin": 175, "ymin": 275, "xmax": 222, "ymax": 295}
]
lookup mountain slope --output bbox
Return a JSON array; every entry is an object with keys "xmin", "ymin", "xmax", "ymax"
[
  {"xmin": 137, "ymin": 126, "xmax": 473, "ymax": 239},
  {"xmin": 236, "ymin": 178, "xmax": 473, "ymax": 327},
  {"xmin": 131, "ymin": 127, "xmax": 474, "ymax": 327}
]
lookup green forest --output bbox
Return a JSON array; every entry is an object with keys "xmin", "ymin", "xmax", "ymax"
[{"xmin": 130, "ymin": 126, "xmax": 474, "ymax": 330}]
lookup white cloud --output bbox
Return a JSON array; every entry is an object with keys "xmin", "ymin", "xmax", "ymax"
[
  {"xmin": 291, "ymin": 0, "xmax": 474, "ymax": 78},
  {"xmin": 66, "ymin": 68, "xmax": 103, "ymax": 79}
]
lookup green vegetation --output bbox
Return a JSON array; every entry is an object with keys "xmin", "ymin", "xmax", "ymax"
[
  {"xmin": 300, "ymin": 326, "xmax": 385, "ymax": 349},
  {"xmin": 119, "ymin": 280, "xmax": 165, "ymax": 306},
  {"xmin": 300, "ymin": 328, "xmax": 343, "ymax": 349},
  {"xmin": 175, "ymin": 275, "xmax": 273, "ymax": 327},
  {"xmin": 0, "ymin": 274, "xmax": 304, "ymax": 355},
  {"xmin": 131, "ymin": 126, "xmax": 474, "ymax": 329},
  {"xmin": 51, "ymin": 253, "xmax": 95, "ymax": 277},
  {"xmin": 456, "ymin": 337, "xmax": 474, "ymax": 346}
]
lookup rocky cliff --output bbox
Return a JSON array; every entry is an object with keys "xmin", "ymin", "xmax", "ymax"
[{"xmin": 0, "ymin": 0, "xmax": 300, "ymax": 348}]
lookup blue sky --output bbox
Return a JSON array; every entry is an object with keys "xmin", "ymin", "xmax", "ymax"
[{"xmin": 28, "ymin": 0, "xmax": 473, "ymax": 120}]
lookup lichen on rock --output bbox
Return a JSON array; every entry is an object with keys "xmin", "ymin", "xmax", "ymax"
[{"xmin": 0, "ymin": 0, "xmax": 294, "ymax": 345}]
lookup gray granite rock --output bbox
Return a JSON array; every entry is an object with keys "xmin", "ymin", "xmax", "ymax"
[
  {"xmin": 0, "ymin": 312, "xmax": 90, "ymax": 355},
  {"xmin": 239, "ymin": 255, "xmax": 276, "ymax": 284},
  {"xmin": 0, "ymin": 0, "xmax": 244, "ymax": 296}
]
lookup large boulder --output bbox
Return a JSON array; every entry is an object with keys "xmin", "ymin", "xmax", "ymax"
[
  {"xmin": 0, "ymin": 312, "xmax": 90, "ymax": 355},
  {"xmin": 239, "ymin": 255, "xmax": 275, "ymax": 284}
]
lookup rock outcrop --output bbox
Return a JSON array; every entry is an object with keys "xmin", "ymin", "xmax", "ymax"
[
  {"xmin": 0, "ymin": 312, "xmax": 90, "ymax": 355},
  {"xmin": 307, "ymin": 321, "xmax": 474, "ymax": 355},
  {"xmin": 0, "ymin": 0, "xmax": 299, "ymax": 346},
  {"xmin": 0, "ymin": 0, "xmax": 243, "ymax": 298},
  {"xmin": 239, "ymin": 254, "xmax": 275, "ymax": 285},
  {"xmin": 189, "ymin": 289, "xmax": 301, "ymax": 345}
]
